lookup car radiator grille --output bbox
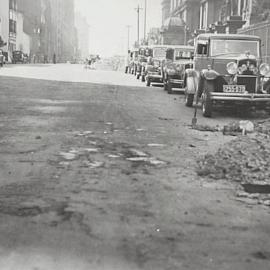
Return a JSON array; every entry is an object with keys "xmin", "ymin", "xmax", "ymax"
[{"xmin": 237, "ymin": 76, "xmax": 257, "ymax": 93}]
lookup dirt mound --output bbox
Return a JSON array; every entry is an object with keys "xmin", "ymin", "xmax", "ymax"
[
  {"xmin": 197, "ymin": 119, "xmax": 270, "ymax": 184},
  {"xmin": 197, "ymin": 119, "xmax": 270, "ymax": 206}
]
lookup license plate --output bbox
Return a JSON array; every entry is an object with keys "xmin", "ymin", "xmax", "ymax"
[{"xmin": 223, "ymin": 85, "xmax": 246, "ymax": 93}]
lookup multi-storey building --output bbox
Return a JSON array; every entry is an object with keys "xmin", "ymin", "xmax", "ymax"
[
  {"xmin": 161, "ymin": 0, "xmax": 201, "ymax": 45},
  {"xmin": 50, "ymin": 0, "xmax": 77, "ymax": 62},
  {"xmin": 17, "ymin": 0, "xmax": 53, "ymax": 62},
  {"xmin": 0, "ymin": 0, "xmax": 17, "ymax": 60},
  {"xmin": 75, "ymin": 12, "xmax": 90, "ymax": 60}
]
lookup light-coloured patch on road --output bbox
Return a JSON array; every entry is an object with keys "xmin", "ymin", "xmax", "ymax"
[
  {"xmin": 126, "ymin": 157, "xmax": 166, "ymax": 166},
  {"xmin": 31, "ymin": 106, "xmax": 66, "ymax": 114},
  {"xmin": 23, "ymin": 98, "xmax": 82, "ymax": 105},
  {"xmin": 59, "ymin": 152, "xmax": 77, "ymax": 161},
  {"xmin": 147, "ymin": 144, "xmax": 166, "ymax": 147}
]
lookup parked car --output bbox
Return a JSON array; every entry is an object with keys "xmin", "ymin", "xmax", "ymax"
[
  {"xmin": 163, "ymin": 45, "xmax": 194, "ymax": 94},
  {"xmin": 145, "ymin": 45, "xmax": 169, "ymax": 87},
  {"xmin": 185, "ymin": 33, "xmax": 270, "ymax": 116},
  {"xmin": 135, "ymin": 46, "xmax": 152, "ymax": 81},
  {"xmin": 12, "ymin": 50, "xmax": 26, "ymax": 64}
]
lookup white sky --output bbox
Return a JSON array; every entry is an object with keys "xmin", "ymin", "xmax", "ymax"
[{"xmin": 75, "ymin": 0, "xmax": 162, "ymax": 56}]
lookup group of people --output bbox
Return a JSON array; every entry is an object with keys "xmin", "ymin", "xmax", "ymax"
[{"xmin": 84, "ymin": 54, "xmax": 100, "ymax": 69}]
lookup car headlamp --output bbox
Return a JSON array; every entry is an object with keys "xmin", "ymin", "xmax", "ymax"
[
  {"xmin": 226, "ymin": 62, "xmax": 238, "ymax": 75},
  {"xmin": 259, "ymin": 63, "xmax": 270, "ymax": 76},
  {"xmin": 167, "ymin": 68, "xmax": 176, "ymax": 76}
]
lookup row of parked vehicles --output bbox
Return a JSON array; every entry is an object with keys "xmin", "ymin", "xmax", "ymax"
[
  {"xmin": 0, "ymin": 50, "xmax": 29, "ymax": 66},
  {"xmin": 125, "ymin": 33, "xmax": 270, "ymax": 117}
]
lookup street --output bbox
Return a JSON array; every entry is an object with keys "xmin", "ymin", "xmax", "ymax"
[{"xmin": 0, "ymin": 64, "xmax": 269, "ymax": 270}]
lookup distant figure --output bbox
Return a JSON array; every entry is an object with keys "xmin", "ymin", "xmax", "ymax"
[
  {"xmin": 44, "ymin": 55, "xmax": 48, "ymax": 64},
  {"xmin": 53, "ymin": 53, "xmax": 56, "ymax": 64}
]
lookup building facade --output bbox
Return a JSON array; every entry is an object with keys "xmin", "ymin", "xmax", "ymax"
[
  {"xmin": 75, "ymin": 12, "xmax": 90, "ymax": 60},
  {"xmin": 0, "ymin": 0, "xmax": 18, "ymax": 60},
  {"xmin": 50, "ymin": 0, "xmax": 77, "ymax": 63}
]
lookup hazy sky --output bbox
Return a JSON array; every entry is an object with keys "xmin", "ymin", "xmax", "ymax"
[{"xmin": 75, "ymin": 0, "xmax": 162, "ymax": 56}]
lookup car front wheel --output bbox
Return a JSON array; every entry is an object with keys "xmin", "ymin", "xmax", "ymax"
[
  {"xmin": 146, "ymin": 78, "xmax": 151, "ymax": 87},
  {"xmin": 185, "ymin": 93, "xmax": 194, "ymax": 107},
  {"xmin": 202, "ymin": 81, "xmax": 214, "ymax": 117}
]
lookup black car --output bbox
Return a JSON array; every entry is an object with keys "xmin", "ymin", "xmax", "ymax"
[{"xmin": 12, "ymin": 50, "xmax": 25, "ymax": 64}]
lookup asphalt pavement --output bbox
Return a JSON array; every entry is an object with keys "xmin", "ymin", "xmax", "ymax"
[{"xmin": 0, "ymin": 64, "xmax": 269, "ymax": 270}]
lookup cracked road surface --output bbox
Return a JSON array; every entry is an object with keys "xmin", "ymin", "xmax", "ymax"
[{"xmin": 0, "ymin": 64, "xmax": 269, "ymax": 270}]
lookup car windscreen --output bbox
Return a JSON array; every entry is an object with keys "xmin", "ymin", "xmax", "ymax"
[
  {"xmin": 174, "ymin": 49, "xmax": 193, "ymax": 60},
  {"xmin": 211, "ymin": 39, "xmax": 260, "ymax": 57},
  {"xmin": 153, "ymin": 47, "xmax": 167, "ymax": 59}
]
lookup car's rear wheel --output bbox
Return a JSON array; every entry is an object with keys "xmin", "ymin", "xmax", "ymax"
[
  {"xmin": 167, "ymin": 81, "xmax": 173, "ymax": 94},
  {"xmin": 164, "ymin": 81, "xmax": 168, "ymax": 91},
  {"xmin": 146, "ymin": 78, "xmax": 151, "ymax": 87},
  {"xmin": 136, "ymin": 73, "xmax": 140, "ymax": 79},
  {"xmin": 141, "ymin": 75, "xmax": 145, "ymax": 82},
  {"xmin": 202, "ymin": 81, "xmax": 214, "ymax": 117}
]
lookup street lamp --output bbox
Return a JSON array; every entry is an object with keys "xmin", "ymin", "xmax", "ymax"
[
  {"xmin": 126, "ymin": 25, "xmax": 132, "ymax": 51},
  {"xmin": 144, "ymin": 0, "xmax": 147, "ymax": 41}
]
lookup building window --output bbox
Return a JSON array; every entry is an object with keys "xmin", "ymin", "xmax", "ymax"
[
  {"xmin": 9, "ymin": 0, "xmax": 17, "ymax": 11},
  {"xmin": 9, "ymin": 19, "xmax": 16, "ymax": 34},
  {"xmin": 200, "ymin": 1, "xmax": 208, "ymax": 29}
]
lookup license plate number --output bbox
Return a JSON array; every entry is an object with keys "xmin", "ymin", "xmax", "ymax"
[{"xmin": 223, "ymin": 85, "xmax": 246, "ymax": 93}]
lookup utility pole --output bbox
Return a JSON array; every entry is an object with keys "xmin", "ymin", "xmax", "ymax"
[
  {"xmin": 135, "ymin": 5, "xmax": 143, "ymax": 46},
  {"xmin": 144, "ymin": 0, "xmax": 147, "ymax": 42},
  {"xmin": 126, "ymin": 25, "xmax": 131, "ymax": 51}
]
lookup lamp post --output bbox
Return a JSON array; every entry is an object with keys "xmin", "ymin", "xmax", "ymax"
[
  {"xmin": 126, "ymin": 25, "xmax": 131, "ymax": 51},
  {"xmin": 144, "ymin": 0, "xmax": 147, "ymax": 41}
]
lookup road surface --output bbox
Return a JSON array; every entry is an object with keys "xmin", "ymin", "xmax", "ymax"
[{"xmin": 0, "ymin": 64, "xmax": 269, "ymax": 270}]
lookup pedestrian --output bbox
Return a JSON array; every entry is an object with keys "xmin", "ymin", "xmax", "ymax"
[{"xmin": 53, "ymin": 53, "xmax": 56, "ymax": 64}]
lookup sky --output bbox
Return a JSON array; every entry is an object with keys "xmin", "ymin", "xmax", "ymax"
[{"xmin": 75, "ymin": 0, "xmax": 162, "ymax": 56}]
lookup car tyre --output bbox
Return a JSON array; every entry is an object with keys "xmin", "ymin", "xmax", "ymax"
[
  {"xmin": 185, "ymin": 93, "xmax": 194, "ymax": 107},
  {"xmin": 136, "ymin": 73, "xmax": 140, "ymax": 80},
  {"xmin": 141, "ymin": 75, "xmax": 145, "ymax": 82},
  {"xmin": 167, "ymin": 81, "xmax": 173, "ymax": 94},
  {"xmin": 202, "ymin": 81, "xmax": 214, "ymax": 117},
  {"xmin": 146, "ymin": 78, "xmax": 151, "ymax": 87},
  {"xmin": 164, "ymin": 81, "xmax": 168, "ymax": 91}
]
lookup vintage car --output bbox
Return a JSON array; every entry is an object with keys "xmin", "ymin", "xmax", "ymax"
[
  {"xmin": 185, "ymin": 33, "xmax": 270, "ymax": 116},
  {"xmin": 12, "ymin": 50, "xmax": 26, "ymax": 64},
  {"xmin": 163, "ymin": 45, "xmax": 194, "ymax": 94},
  {"xmin": 135, "ymin": 46, "xmax": 152, "ymax": 81},
  {"xmin": 145, "ymin": 45, "xmax": 169, "ymax": 87}
]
